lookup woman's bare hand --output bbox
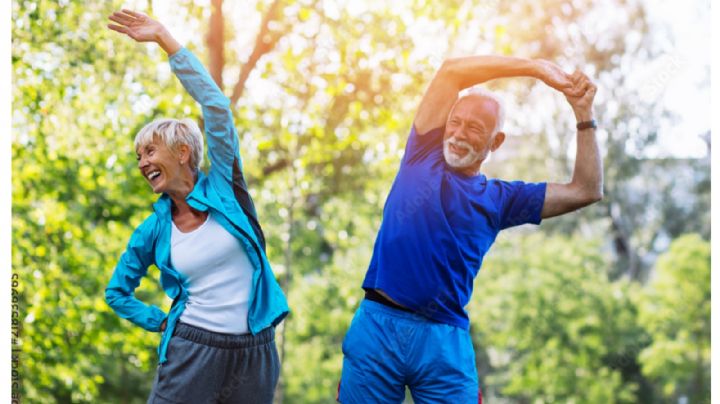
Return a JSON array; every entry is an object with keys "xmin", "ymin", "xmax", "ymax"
[
  {"xmin": 108, "ymin": 9, "xmax": 181, "ymax": 55},
  {"xmin": 108, "ymin": 9, "xmax": 165, "ymax": 42}
]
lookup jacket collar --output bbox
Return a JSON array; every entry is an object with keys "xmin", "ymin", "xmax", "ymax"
[{"xmin": 152, "ymin": 171, "xmax": 209, "ymax": 218}]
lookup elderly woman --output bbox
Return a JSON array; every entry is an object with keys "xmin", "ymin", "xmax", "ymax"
[{"xmin": 104, "ymin": 9, "xmax": 288, "ymax": 403}]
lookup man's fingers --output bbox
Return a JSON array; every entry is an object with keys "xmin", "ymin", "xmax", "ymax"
[
  {"xmin": 574, "ymin": 80, "xmax": 590, "ymax": 97},
  {"xmin": 576, "ymin": 72, "xmax": 592, "ymax": 84},
  {"xmin": 565, "ymin": 72, "xmax": 578, "ymax": 86},
  {"xmin": 573, "ymin": 82, "xmax": 597, "ymax": 102},
  {"xmin": 559, "ymin": 78, "xmax": 575, "ymax": 90},
  {"xmin": 552, "ymin": 71, "xmax": 576, "ymax": 91},
  {"xmin": 587, "ymin": 84, "xmax": 597, "ymax": 97},
  {"xmin": 571, "ymin": 70, "xmax": 582, "ymax": 83},
  {"xmin": 566, "ymin": 83, "xmax": 585, "ymax": 97},
  {"xmin": 565, "ymin": 86, "xmax": 583, "ymax": 97},
  {"xmin": 569, "ymin": 71, "xmax": 594, "ymax": 97}
]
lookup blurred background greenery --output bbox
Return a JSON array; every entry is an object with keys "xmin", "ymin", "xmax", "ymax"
[{"xmin": 11, "ymin": 0, "xmax": 710, "ymax": 402}]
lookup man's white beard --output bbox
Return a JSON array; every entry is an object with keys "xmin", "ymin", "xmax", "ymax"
[{"xmin": 443, "ymin": 137, "xmax": 482, "ymax": 168}]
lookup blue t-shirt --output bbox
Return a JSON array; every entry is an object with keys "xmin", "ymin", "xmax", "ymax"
[{"xmin": 362, "ymin": 125, "xmax": 547, "ymax": 329}]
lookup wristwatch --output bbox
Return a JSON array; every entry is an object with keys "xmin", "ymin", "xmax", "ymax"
[{"xmin": 576, "ymin": 120, "xmax": 597, "ymax": 131}]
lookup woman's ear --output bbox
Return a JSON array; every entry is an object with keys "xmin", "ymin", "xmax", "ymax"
[{"xmin": 177, "ymin": 144, "xmax": 191, "ymax": 165}]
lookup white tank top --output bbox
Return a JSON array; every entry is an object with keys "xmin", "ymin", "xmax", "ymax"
[{"xmin": 171, "ymin": 212, "xmax": 253, "ymax": 334}]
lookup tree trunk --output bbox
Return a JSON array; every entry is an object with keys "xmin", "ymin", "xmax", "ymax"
[
  {"xmin": 207, "ymin": 0, "xmax": 224, "ymax": 88},
  {"xmin": 230, "ymin": 0, "xmax": 284, "ymax": 105},
  {"xmin": 203, "ymin": 2, "xmax": 293, "ymax": 402},
  {"xmin": 608, "ymin": 200, "xmax": 640, "ymax": 281}
]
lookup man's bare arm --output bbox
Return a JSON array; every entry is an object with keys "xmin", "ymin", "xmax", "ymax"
[
  {"xmin": 542, "ymin": 71, "xmax": 603, "ymax": 219},
  {"xmin": 414, "ymin": 57, "xmax": 580, "ymax": 135}
]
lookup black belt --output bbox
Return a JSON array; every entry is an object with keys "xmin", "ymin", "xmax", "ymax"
[{"xmin": 364, "ymin": 289, "xmax": 415, "ymax": 314}]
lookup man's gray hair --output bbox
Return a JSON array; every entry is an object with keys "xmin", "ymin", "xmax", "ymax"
[
  {"xmin": 134, "ymin": 118, "xmax": 204, "ymax": 171},
  {"xmin": 457, "ymin": 86, "xmax": 506, "ymax": 135}
]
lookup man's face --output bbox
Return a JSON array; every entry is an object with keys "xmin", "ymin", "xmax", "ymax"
[{"xmin": 443, "ymin": 95, "xmax": 503, "ymax": 175}]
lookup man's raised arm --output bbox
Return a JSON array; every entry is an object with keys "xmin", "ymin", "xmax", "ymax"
[
  {"xmin": 541, "ymin": 70, "xmax": 603, "ymax": 219},
  {"xmin": 414, "ymin": 56, "xmax": 581, "ymax": 135}
]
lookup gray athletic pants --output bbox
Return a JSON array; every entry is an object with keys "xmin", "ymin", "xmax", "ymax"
[{"xmin": 147, "ymin": 321, "xmax": 280, "ymax": 404}]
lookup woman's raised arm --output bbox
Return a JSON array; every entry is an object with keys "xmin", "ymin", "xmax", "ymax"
[{"xmin": 108, "ymin": 9, "xmax": 241, "ymax": 181}]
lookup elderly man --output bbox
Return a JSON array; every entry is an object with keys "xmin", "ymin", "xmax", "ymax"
[{"xmin": 338, "ymin": 55, "xmax": 601, "ymax": 403}]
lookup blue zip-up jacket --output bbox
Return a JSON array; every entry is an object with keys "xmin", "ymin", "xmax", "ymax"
[{"xmin": 105, "ymin": 47, "xmax": 289, "ymax": 364}]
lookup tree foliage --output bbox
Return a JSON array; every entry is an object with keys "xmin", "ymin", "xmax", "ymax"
[
  {"xmin": 470, "ymin": 234, "xmax": 643, "ymax": 403},
  {"xmin": 636, "ymin": 234, "xmax": 710, "ymax": 402}
]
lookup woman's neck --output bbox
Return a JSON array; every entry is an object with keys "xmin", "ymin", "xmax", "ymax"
[
  {"xmin": 170, "ymin": 197, "xmax": 194, "ymax": 216},
  {"xmin": 166, "ymin": 170, "xmax": 198, "ymax": 208}
]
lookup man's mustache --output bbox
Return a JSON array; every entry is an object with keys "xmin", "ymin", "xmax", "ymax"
[{"xmin": 445, "ymin": 137, "xmax": 476, "ymax": 153}]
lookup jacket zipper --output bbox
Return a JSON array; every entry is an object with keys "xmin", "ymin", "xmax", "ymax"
[{"xmin": 211, "ymin": 206, "xmax": 265, "ymax": 273}]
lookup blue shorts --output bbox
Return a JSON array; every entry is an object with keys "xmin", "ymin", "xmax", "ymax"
[{"xmin": 338, "ymin": 299, "xmax": 479, "ymax": 403}]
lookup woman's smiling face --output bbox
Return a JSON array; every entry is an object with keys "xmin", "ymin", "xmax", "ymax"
[{"xmin": 136, "ymin": 135, "xmax": 187, "ymax": 194}]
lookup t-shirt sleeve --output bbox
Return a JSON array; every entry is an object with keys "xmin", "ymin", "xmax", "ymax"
[
  {"xmin": 401, "ymin": 125, "xmax": 445, "ymax": 166},
  {"xmin": 495, "ymin": 180, "xmax": 547, "ymax": 230}
]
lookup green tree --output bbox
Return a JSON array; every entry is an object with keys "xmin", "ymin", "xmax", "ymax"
[
  {"xmin": 636, "ymin": 234, "xmax": 710, "ymax": 402},
  {"xmin": 469, "ymin": 233, "xmax": 644, "ymax": 403},
  {"xmin": 12, "ymin": 0, "xmax": 194, "ymax": 401}
]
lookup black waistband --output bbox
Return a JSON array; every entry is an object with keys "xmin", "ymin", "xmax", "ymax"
[{"xmin": 364, "ymin": 289, "xmax": 415, "ymax": 314}]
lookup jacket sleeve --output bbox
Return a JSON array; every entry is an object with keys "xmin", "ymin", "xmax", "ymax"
[
  {"xmin": 168, "ymin": 47, "xmax": 241, "ymax": 182},
  {"xmin": 105, "ymin": 220, "xmax": 167, "ymax": 332}
]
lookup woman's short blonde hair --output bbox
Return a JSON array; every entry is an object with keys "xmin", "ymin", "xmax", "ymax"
[{"xmin": 134, "ymin": 118, "xmax": 204, "ymax": 170}]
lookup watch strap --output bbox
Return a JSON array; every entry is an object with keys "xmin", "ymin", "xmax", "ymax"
[{"xmin": 576, "ymin": 120, "xmax": 597, "ymax": 131}]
